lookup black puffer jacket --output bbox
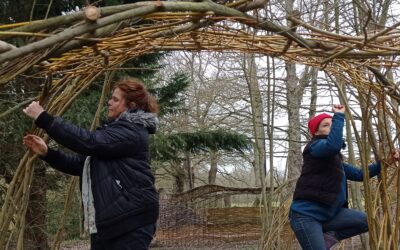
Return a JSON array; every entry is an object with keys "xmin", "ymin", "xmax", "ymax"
[{"xmin": 36, "ymin": 108, "xmax": 159, "ymax": 240}]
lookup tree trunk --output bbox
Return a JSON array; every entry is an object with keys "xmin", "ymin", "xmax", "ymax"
[
  {"xmin": 223, "ymin": 195, "xmax": 231, "ymax": 207},
  {"xmin": 285, "ymin": 63, "xmax": 302, "ymax": 182},
  {"xmin": 208, "ymin": 150, "xmax": 218, "ymax": 184},
  {"xmin": 175, "ymin": 168, "xmax": 186, "ymax": 193},
  {"xmin": 309, "ymin": 71, "xmax": 317, "ymax": 119},
  {"xmin": 184, "ymin": 151, "xmax": 193, "ymax": 190},
  {"xmin": 283, "ymin": 0, "xmax": 311, "ymax": 194},
  {"xmin": 285, "ymin": 64, "xmax": 313, "ymax": 192},
  {"xmin": 243, "ymin": 53, "xmax": 266, "ymax": 187},
  {"xmin": 168, "ymin": 160, "xmax": 188, "ymax": 193}
]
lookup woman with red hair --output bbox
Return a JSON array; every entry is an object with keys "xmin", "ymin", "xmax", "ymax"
[{"xmin": 23, "ymin": 78, "xmax": 159, "ymax": 250}]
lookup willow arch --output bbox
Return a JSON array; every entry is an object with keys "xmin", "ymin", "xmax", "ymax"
[{"xmin": 1, "ymin": 1, "xmax": 400, "ymax": 249}]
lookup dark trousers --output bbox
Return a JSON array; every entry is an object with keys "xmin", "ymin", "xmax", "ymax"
[{"xmin": 91, "ymin": 223, "xmax": 156, "ymax": 250}]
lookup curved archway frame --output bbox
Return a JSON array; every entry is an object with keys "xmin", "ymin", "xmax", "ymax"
[{"xmin": 0, "ymin": 1, "xmax": 398, "ymax": 105}]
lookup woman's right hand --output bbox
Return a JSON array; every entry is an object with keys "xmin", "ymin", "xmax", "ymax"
[
  {"xmin": 23, "ymin": 101, "xmax": 45, "ymax": 120},
  {"xmin": 23, "ymin": 134, "xmax": 48, "ymax": 156},
  {"xmin": 332, "ymin": 104, "xmax": 345, "ymax": 113}
]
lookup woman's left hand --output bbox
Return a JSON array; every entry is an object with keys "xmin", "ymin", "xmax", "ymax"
[
  {"xmin": 385, "ymin": 149, "xmax": 400, "ymax": 165},
  {"xmin": 23, "ymin": 101, "xmax": 44, "ymax": 120},
  {"xmin": 23, "ymin": 134, "xmax": 48, "ymax": 156}
]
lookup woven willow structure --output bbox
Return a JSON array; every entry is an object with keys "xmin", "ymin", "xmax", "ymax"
[{"xmin": 1, "ymin": 0, "xmax": 400, "ymax": 249}]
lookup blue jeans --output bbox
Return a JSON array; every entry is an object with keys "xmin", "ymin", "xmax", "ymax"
[{"xmin": 289, "ymin": 209, "xmax": 368, "ymax": 249}]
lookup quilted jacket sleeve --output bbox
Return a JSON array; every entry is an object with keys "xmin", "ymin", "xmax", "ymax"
[
  {"xmin": 343, "ymin": 161, "xmax": 381, "ymax": 181},
  {"xmin": 40, "ymin": 148, "xmax": 85, "ymax": 176},
  {"xmin": 35, "ymin": 111, "xmax": 147, "ymax": 159}
]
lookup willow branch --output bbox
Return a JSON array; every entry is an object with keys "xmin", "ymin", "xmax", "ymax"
[{"xmin": 0, "ymin": 0, "xmax": 313, "ymax": 65}]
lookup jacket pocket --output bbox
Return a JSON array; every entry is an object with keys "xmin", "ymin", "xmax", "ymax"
[{"xmin": 113, "ymin": 178, "xmax": 143, "ymax": 203}]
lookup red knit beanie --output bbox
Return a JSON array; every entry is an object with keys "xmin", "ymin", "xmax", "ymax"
[{"xmin": 308, "ymin": 113, "xmax": 333, "ymax": 136}]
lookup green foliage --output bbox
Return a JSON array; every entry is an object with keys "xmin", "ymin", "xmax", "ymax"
[
  {"xmin": 0, "ymin": 0, "xmax": 85, "ymax": 24},
  {"xmin": 46, "ymin": 189, "xmax": 81, "ymax": 240},
  {"xmin": 63, "ymin": 84, "xmax": 104, "ymax": 128},
  {"xmin": 153, "ymin": 72, "xmax": 190, "ymax": 116},
  {"xmin": 122, "ymin": 53, "xmax": 166, "ymax": 81},
  {"xmin": 0, "ymin": 77, "xmax": 42, "ymax": 184},
  {"xmin": 181, "ymin": 130, "xmax": 251, "ymax": 152},
  {"xmin": 151, "ymin": 130, "xmax": 251, "ymax": 162}
]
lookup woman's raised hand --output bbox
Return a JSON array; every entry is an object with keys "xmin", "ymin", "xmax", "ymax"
[
  {"xmin": 332, "ymin": 104, "xmax": 345, "ymax": 114},
  {"xmin": 23, "ymin": 101, "xmax": 44, "ymax": 120}
]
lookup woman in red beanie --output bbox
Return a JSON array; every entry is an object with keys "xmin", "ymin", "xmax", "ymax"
[{"xmin": 289, "ymin": 104, "xmax": 400, "ymax": 250}]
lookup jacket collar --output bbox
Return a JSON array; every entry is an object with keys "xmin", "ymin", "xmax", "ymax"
[{"xmin": 117, "ymin": 108, "xmax": 158, "ymax": 134}]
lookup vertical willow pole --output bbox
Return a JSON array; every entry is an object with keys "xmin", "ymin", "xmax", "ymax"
[
  {"xmin": 359, "ymin": 99, "xmax": 379, "ymax": 249},
  {"xmin": 335, "ymin": 80, "xmax": 378, "ymax": 248},
  {"xmin": 375, "ymin": 95, "xmax": 393, "ymax": 248}
]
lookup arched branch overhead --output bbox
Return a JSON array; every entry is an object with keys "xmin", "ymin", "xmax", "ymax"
[{"xmin": 1, "ymin": 0, "xmax": 400, "ymax": 84}]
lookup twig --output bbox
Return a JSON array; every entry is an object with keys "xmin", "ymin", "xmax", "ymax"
[{"xmin": 0, "ymin": 96, "xmax": 39, "ymax": 119}]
